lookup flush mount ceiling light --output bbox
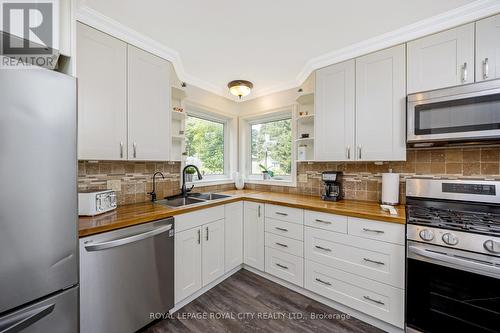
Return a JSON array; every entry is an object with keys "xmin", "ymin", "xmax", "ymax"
[{"xmin": 228, "ymin": 80, "xmax": 253, "ymax": 99}]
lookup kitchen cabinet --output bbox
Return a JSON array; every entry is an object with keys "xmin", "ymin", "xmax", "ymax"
[
  {"xmin": 202, "ymin": 219, "xmax": 225, "ymax": 286},
  {"xmin": 407, "ymin": 23, "xmax": 475, "ymax": 93},
  {"xmin": 76, "ymin": 23, "xmax": 127, "ymax": 160},
  {"xmin": 175, "ymin": 227, "xmax": 202, "ymax": 303},
  {"xmin": 127, "ymin": 45, "xmax": 171, "ymax": 161},
  {"xmin": 476, "ymin": 14, "xmax": 500, "ymax": 82},
  {"xmin": 243, "ymin": 202, "xmax": 265, "ymax": 271},
  {"xmin": 225, "ymin": 202, "xmax": 243, "ymax": 272},
  {"xmin": 355, "ymin": 44, "xmax": 406, "ymax": 161},
  {"xmin": 314, "ymin": 60, "xmax": 355, "ymax": 161}
]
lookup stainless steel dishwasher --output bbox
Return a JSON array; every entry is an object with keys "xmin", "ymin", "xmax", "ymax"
[{"xmin": 79, "ymin": 217, "xmax": 174, "ymax": 333}]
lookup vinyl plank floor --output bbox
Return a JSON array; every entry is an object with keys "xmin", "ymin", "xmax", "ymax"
[{"xmin": 141, "ymin": 269, "xmax": 384, "ymax": 333}]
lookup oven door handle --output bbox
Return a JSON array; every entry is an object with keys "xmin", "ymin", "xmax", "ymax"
[{"xmin": 409, "ymin": 245, "xmax": 500, "ymax": 277}]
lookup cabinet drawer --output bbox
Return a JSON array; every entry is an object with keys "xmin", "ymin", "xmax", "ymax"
[
  {"xmin": 348, "ymin": 217, "xmax": 404, "ymax": 245},
  {"xmin": 265, "ymin": 232, "xmax": 303, "ymax": 257},
  {"xmin": 305, "ymin": 260, "xmax": 404, "ymax": 328},
  {"xmin": 265, "ymin": 204, "xmax": 303, "ymax": 224},
  {"xmin": 305, "ymin": 227, "xmax": 404, "ymax": 288},
  {"xmin": 305, "ymin": 211, "xmax": 347, "ymax": 233},
  {"xmin": 265, "ymin": 218, "xmax": 303, "ymax": 241},
  {"xmin": 175, "ymin": 206, "xmax": 225, "ymax": 233},
  {"xmin": 265, "ymin": 247, "xmax": 304, "ymax": 287}
]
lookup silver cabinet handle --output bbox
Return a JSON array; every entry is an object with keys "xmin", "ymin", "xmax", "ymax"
[
  {"xmin": 315, "ymin": 245, "xmax": 332, "ymax": 252},
  {"xmin": 84, "ymin": 224, "xmax": 172, "ymax": 251},
  {"xmin": 120, "ymin": 141, "xmax": 124, "ymax": 158},
  {"xmin": 483, "ymin": 58, "xmax": 489, "ymax": 80},
  {"xmin": 258, "ymin": 205, "xmax": 261, "ymax": 218},
  {"xmin": 346, "ymin": 145, "xmax": 351, "ymax": 160},
  {"xmin": 462, "ymin": 62, "xmax": 468, "ymax": 83},
  {"xmin": 0, "ymin": 303, "xmax": 55, "ymax": 333},
  {"xmin": 315, "ymin": 278, "xmax": 332, "ymax": 286},
  {"xmin": 363, "ymin": 295, "xmax": 385, "ymax": 305},
  {"xmin": 362, "ymin": 228, "xmax": 385, "ymax": 234},
  {"xmin": 275, "ymin": 227, "xmax": 288, "ymax": 232},
  {"xmin": 275, "ymin": 242, "xmax": 288, "ymax": 248},
  {"xmin": 275, "ymin": 263, "xmax": 288, "ymax": 269},
  {"xmin": 206, "ymin": 226, "xmax": 209, "ymax": 241},
  {"xmin": 133, "ymin": 142, "xmax": 137, "ymax": 158},
  {"xmin": 363, "ymin": 258, "xmax": 385, "ymax": 265},
  {"xmin": 275, "ymin": 212, "xmax": 288, "ymax": 216},
  {"xmin": 315, "ymin": 219, "xmax": 332, "ymax": 224},
  {"xmin": 358, "ymin": 145, "xmax": 362, "ymax": 159},
  {"xmin": 197, "ymin": 229, "xmax": 201, "ymax": 244}
]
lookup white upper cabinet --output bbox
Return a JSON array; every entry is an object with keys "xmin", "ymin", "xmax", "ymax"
[
  {"xmin": 314, "ymin": 60, "xmax": 355, "ymax": 161},
  {"xmin": 356, "ymin": 44, "xmax": 406, "ymax": 161},
  {"xmin": 127, "ymin": 45, "xmax": 171, "ymax": 161},
  {"xmin": 476, "ymin": 14, "xmax": 500, "ymax": 82},
  {"xmin": 407, "ymin": 23, "xmax": 475, "ymax": 93},
  {"xmin": 76, "ymin": 23, "xmax": 127, "ymax": 160}
]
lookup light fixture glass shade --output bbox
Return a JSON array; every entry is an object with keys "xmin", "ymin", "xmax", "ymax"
[{"xmin": 228, "ymin": 80, "xmax": 253, "ymax": 98}]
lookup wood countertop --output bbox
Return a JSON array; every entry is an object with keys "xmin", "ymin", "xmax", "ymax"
[{"xmin": 78, "ymin": 190, "xmax": 406, "ymax": 237}]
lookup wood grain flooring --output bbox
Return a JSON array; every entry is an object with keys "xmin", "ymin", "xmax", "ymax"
[{"xmin": 141, "ymin": 269, "xmax": 383, "ymax": 333}]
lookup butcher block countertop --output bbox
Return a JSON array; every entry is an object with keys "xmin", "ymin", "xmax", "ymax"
[{"xmin": 78, "ymin": 190, "xmax": 406, "ymax": 237}]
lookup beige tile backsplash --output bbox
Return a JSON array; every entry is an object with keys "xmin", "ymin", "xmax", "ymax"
[{"xmin": 78, "ymin": 147, "xmax": 500, "ymax": 206}]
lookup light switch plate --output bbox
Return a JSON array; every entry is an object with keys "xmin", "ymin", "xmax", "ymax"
[{"xmin": 107, "ymin": 180, "xmax": 122, "ymax": 191}]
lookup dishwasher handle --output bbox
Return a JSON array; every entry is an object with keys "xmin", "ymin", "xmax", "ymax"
[{"xmin": 84, "ymin": 224, "xmax": 172, "ymax": 252}]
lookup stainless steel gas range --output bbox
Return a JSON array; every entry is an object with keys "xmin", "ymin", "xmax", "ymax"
[{"xmin": 405, "ymin": 178, "xmax": 500, "ymax": 333}]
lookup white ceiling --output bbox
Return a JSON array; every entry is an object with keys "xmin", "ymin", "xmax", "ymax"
[{"xmin": 78, "ymin": 0, "xmax": 487, "ymax": 100}]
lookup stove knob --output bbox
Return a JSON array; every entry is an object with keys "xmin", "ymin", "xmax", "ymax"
[
  {"xmin": 419, "ymin": 229, "xmax": 434, "ymax": 241},
  {"xmin": 442, "ymin": 233, "xmax": 459, "ymax": 246},
  {"xmin": 484, "ymin": 240, "xmax": 500, "ymax": 254}
]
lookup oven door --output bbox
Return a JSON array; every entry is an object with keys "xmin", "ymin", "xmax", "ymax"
[
  {"xmin": 406, "ymin": 241, "xmax": 500, "ymax": 333},
  {"xmin": 407, "ymin": 80, "xmax": 500, "ymax": 144}
]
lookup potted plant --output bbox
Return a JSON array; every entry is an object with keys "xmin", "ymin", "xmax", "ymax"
[
  {"xmin": 259, "ymin": 164, "xmax": 274, "ymax": 180},
  {"xmin": 185, "ymin": 166, "xmax": 196, "ymax": 182}
]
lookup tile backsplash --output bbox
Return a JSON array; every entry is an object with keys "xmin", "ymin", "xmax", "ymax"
[{"xmin": 78, "ymin": 147, "xmax": 500, "ymax": 206}]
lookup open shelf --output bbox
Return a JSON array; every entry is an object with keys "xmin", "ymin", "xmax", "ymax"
[
  {"xmin": 296, "ymin": 92, "xmax": 314, "ymax": 105},
  {"xmin": 297, "ymin": 114, "xmax": 314, "ymax": 122},
  {"xmin": 172, "ymin": 111, "xmax": 187, "ymax": 120},
  {"xmin": 172, "ymin": 135, "xmax": 186, "ymax": 141},
  {"xmin": 295, "ymin": 137, "xmax": 314, "ymax": 142},
  {"xmin": 172, "ymin": 86, "xmax": 187, "ymax": 100}
]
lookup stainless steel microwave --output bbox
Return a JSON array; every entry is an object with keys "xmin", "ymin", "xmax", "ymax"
[{"xmin": 407, "ymin": 79, "xmax": 500, "ymax": 146}]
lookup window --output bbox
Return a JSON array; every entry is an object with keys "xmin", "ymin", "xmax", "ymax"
[
  {"xmin": 185, "ymin": 114, "xmax": 226, "ymax": 179},
  {"xmin": 250, "ymin": 116, "xmax": 292, "ymax": 180}
]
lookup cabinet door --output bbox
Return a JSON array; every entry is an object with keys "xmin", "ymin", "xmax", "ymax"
[
  {"xmin": 314, "ymin": 60, "xmax": 355, "ymax": 161},
  {"xmin": 407, "ymin": 23, "xmax": 474, "ymax": 93},
  {"xmin": 476, "ymin": 14, "xmax": 500, "ymax": 82},
  {"xmin": 356, "ymin": 44, "xmax": 406, "ymax": 161},
  {"xmin": 175, "ymin": 227, "xmax": 202, "ymax": 303},
  {"xmin": 202, "ymin": 219, "xmax": 225, "ymax": 286},
  {"xmin": 127, "ymin": 45, "xmax": 171, "ymax": 161},
  {"xmin": 225, "ymin": 202, "xmax": 243, "ymax": 272},
  {"xmin": 243, "ymin": 202, "xmax": 265, "ymax": 271},
  {"xmin": 76, "ymin": 23, "xmax": 127, "ymax": 160}
]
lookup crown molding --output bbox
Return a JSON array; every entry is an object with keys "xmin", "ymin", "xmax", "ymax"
[{"xmin": 76, "ymin": 0, "xmax": 500, "ymax": 102}]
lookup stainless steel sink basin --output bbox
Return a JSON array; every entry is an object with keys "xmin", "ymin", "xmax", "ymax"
[
  {"xmin": 156, "ymin": 193, "xmax": 231, "ymax": 208},
  {"xmin": 190, "ymin": 193, "xmax": 231, "ymax": 201}
]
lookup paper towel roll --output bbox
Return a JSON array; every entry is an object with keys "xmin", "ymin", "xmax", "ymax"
[{"xmin": 381, "ymin": 173, "xmax": 400, "ymax": 205}]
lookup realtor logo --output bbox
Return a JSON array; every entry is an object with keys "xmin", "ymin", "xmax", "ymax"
[{"xmin": 2, "ymin": 2, "xmax": 53, "ymax": 55}]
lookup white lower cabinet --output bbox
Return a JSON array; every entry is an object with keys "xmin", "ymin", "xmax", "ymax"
[
  {"xmin": 265, "ymin": 248, "xmax": 304, "ymax": 287},
  {"xmin": 202, "ymin": 219, "xmax": 225, "ymax": 286},
  {"xmin": 174, "ymin": 227, "xmax": 202, "ymax": 303},
  {"xmin": 243, "ymin": 201, "xmax": 265, "ymax": 270},
  {"xmin": 225, "ymin": 202, "xmax": 243, "ymax": 272},
  {"xmin": 305, "ymin": 260, "xmax": 404, "ymax": 328}
]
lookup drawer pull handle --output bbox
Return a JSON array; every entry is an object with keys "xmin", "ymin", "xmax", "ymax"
[
  {"xmin": 363, "ymin": 258, "xmax": 385, "ymax": 265},
  {"xmin": 275, "ymin": 242, "xmax": 288, "ymax": 248},
  {"xmin": 362, "ymin": 228, "xmax": 385, "ymax": 234},
  {"xmin": 315, "ymin": 278, "xmax": 332, "ymax": 286},
  {"xmin": 275, "ymin": 227, "xmax": 288, "ymax": 232},
  {"xmin": 315, "ymin": 219, "xmax": 332, "ymax": 224},
  {"xmin": 315, "ymin": 245, "xmax": 332, "ymax": 252},
  {"xmin": 363, "ymin": 295, "xmax": 385, "ymax": 305},
  {"xmin": 275, "ymin": 263, "xmax": 288, "ymax": 269},
  {"xmin": 276, "ymin": 212, "xmax": 288, "ymax": 216}
]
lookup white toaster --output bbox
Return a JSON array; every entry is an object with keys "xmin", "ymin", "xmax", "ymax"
[{"xmin": 78, "ymin": 190, "xmax": 117, "ymax": 216}]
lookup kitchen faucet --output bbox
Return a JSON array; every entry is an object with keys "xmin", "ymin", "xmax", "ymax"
[
  {"xmin": 148, "ymin": 171, "xmax": 165, "ymax": 202},
  {"xmin": 182, "ymin": 165, "xmax": 203, "ymax": 197}
]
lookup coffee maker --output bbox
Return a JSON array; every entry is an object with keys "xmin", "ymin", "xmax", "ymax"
[{"xmin": 321, "ymin": 171, "xmax": 342, "ymax": 201}]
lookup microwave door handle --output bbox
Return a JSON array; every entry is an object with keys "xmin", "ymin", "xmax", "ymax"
[
  {"xmin": 84, "ymin": 224, "xmax": 172, "ymax": 251},
  {"xmin": 409, "ymin": 245, "xmax": 500, "ymax": 277}
]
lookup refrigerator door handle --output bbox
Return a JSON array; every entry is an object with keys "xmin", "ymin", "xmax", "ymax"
[
  {"xmin": 84, "ymin": 224, "xmax": 172, "ymax": 252},
  {"xmin": 0, "ymin": 303, "xmax": 54, "ymax": 333}
]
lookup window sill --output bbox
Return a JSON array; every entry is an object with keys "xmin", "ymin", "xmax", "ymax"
[
  {"xmin": 245, "ymin": 178, "xmax": 296, "ymax": 187},
  {"xmin": 186, "ymin": 178, "xmax": 234, "ymax": 188}
]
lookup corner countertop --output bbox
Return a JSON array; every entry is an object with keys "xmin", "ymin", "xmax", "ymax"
[{"xmin": 78, "ymin": 190, "xmax": 406, "ymax": 237}]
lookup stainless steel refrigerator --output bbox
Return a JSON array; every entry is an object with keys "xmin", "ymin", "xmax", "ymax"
[{"xmin": 0, "ymin": 66, "xmax": 78, "ymax": 332}]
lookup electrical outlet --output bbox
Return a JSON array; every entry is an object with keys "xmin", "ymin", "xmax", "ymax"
[{"xmin": 107, "ymin": 180, "xmax": 122, "ymax": 191}]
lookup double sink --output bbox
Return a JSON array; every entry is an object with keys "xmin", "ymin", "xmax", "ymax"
[{"xmin": 156, "ymin": 193, "xmax": 231, "ymax": 208}]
